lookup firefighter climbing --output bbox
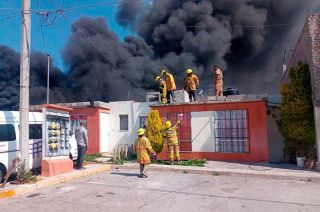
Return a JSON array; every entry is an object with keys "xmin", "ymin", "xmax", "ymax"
[
  {"xmin": 162, "ymin": 120, "xmax": 181, "ymax": 165},
  {"xmin": 184, "ymin": 69, "xmax": 199, "ymax": 102},
  {"xmin": 214, "ymin": 65, "xmax": 223, "ymax": 97},
  {"xmin": 161, "ymin": 69, "xmax": 176, "ymax": 104},
  {"xmin": 155, "ymin": 76, "xmax": 167, "ymax": 104},
  {"xmin": 134, "ymin": 128, "xmax": 156, "ymax": 178}
]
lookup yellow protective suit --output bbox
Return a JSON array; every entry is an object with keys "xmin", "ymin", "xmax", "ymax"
[
  {"xmin": 165, "ymin": 73, "xmax": 176, "ymax": 91},
  {"xmin": 159, "ymin": 79, "xmax": 167, "ymax": 104},
  {"xmin": 215, "ymin": 68, "xmax": 223, "ymax": 96},
  {"xmin": 184, "ymin": 74, "xmax": 199, "ymax": 92},
  {"xmin": 135, "ymin": 136, "xmax": 155, "ymax": 164},
  {"xmin": 162, "ymin": 126, "xmax": 180, "ymax": 162}
]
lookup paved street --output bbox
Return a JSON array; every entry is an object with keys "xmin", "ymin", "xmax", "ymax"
[{"xmin": 1, "ymin": 168, "xmax": 320, "ymax": 212}]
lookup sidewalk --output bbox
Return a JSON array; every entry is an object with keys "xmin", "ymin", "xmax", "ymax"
[
  {"xmin": 0, "ymin": 164, "xmax": 111, "ymax": 199},
  {"xmin": 113, "ymin": 161, "xmax": 320, "ymax": 182}
]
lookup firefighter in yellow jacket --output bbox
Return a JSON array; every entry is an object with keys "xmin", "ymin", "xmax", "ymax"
[
  {"xmin": 162, "ymin": 120, "xmax": 181, "ymax": 165},
  {"xmin": 135, "ymin": 128, "xmax": 156, "ymax": 178},
  {"xmin": 184, "ymin": 69, "xmax": 199, "ymax": 102},
  {"xmin": 155, "ymin": 76, "xmax": 167, "ymax": 104},
  {"xmin": 213, "ymin": 65, "xmax": 223, "ymax": 97},
  {"xmin": 161, "ymin": 69, "xmax": 176, "ymax": 104}
]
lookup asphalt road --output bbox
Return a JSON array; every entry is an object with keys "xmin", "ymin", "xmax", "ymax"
[{"xmin": 1, "ymin": 168, "xmax": 320, "ymax": 212}]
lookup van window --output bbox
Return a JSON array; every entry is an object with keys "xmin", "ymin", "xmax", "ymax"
[
  {"xmin": 29, "ymin": 124, "xmax": 42, "ymax": 139},
  {"xmin": 0, "ymin": 124, "xmax": 16, "ymax": 142}
]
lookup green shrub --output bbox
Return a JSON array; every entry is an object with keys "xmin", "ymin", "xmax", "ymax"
[
  {"xmin": 179, "ymin": 159, "xmax": 207, "ymax": 167},
  {"xmin": 84, "ymin": 153, "xmax": 102, "ymax": 162},
  {"xmin": 146, "ymin": 109, "xmax": 165, "ymax": 154},
  {"xmin": 16, "ymin": 160, "xmax": 37, "ymax": 183},
  {"xmin": 280, "ymin": 62, "xmax": 316, "ymax": 158}
]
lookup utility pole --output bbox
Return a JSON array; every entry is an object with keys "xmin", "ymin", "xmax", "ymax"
[
  {"xmin": 47, "ymin": 54, "xmax": 50, "ymax": 104},
  {"xmin": 282, "ymin": 48, "xmax": 287, "ymax": 75},
  {"xmin": 19, "ymin": 0, "xmax": 31, "ymax": 167}
]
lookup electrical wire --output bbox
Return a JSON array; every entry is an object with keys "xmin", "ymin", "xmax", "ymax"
[
  {"xmin": 31, "ymin": 0, "xmax": 298, "ymax": 30},
  {"xmin": 62, "ymin": 13, "xmax": 147, "ymax": 93},
  {"xmin": 59, "ymin": 0, "xmax": 138, "ymax": 12},
  {"xmin": 60, "ymin": 12, "xmax": 148, "ymax": 58},
  {"xmin": 0, "ymin": 8, "xmax": 20, "ymax": 11},
  {"xmin": 114, "ymin": 17, "xmax": 297, "ymax": 29}
]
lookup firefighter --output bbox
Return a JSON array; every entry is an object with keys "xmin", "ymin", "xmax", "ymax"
[
  {"xmin": 162, "ymin": 120, "xmax": 181, "ymax": 165},
  {"xmin": 135, "ymin": 128, "xmax": 156, "ymax": 178},
  {"xmin": 155, "ymin": 76, "xmax": 167, "ymax": 104},
  {"xmin": 161, "ymin": 69, "xmax": 176, "ymax": 104},
  {"xmin": 184, "ymin": 69, "xmax": 199, "ymax": 102},
  {"xmin": 214, "ymin": 65, "xmax": 223, "ymax": 97}
]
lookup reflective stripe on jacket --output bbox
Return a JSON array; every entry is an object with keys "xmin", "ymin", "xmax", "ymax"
[
  {"xmin": 159, "ymin": 79, "xmax": 167, "ymax": 95},
  {"xmin": 162, "ymin": 126, "xmax": 178, "ymax": 145}
]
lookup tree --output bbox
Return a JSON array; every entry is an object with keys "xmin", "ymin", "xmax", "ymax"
[
  {"xmin": 146, "ymin": 109, "xmax": 165, "ymax": 154},
  {"xmin": 280, "ymin": 62, "xmax": 315, "ymax": 158}
]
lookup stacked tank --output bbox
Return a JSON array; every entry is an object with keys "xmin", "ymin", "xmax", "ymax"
[{"xmin": 46, "ymin": 117, "xmax": 70, "ymax": 157}]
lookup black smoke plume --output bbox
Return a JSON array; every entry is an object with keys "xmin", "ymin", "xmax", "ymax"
[
  {"xmin": 117, "ymin": 0, "xmax": 320, "ymax": 92},
  {"xmin": 0, "ymin": 46, "xmax": 69, "ymax": 110},
  {"xmin": 1, "ymin": 0, "xmax": 319, "ymax": 110}
]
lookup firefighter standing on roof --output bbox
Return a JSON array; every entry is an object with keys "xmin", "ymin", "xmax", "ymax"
[
  {"xmin": 162, "ymin": 120, "xmax": 181, "ymax": 165},
  {"xmin": 155, "ymin": 76, "xmax": 167, "ymax": 104},
  {"xmin": 135, "ymin": 128, "xmax": 156, "ymax": 178},
  {"xmin": 214, "ymin": 65, "xmax": 223, "ymax": 97},
  {"xmin": 184, "ymin": 69, "xmax": 199, "ymax": 102},
  {"xmin": 161, "ymin": 69, "xmax": 176, "ymax": 104}
]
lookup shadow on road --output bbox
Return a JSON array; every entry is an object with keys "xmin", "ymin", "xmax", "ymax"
[{"xmin": 110, "ymin": 172, "xmax": 140, "ymax": 177}]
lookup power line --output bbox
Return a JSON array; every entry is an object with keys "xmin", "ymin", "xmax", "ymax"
[
  {"xmin": 62, "ymin": 13, "xmax": 147, "ymax": 93},
  {"xmin": 59, "ymin": 0, "xmax": 138, "ymax": 12},
  {"xmin": 0, "ymin": 8, "xmax": 20, "ymax": 11},
  {"xmin": 116, "ymin": 18, "xmax": 297, "ymax": 29}
]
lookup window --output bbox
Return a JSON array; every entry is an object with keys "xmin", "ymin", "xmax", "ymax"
[
  {"xmin": 29, "ymin": 124, "xmax": 42, "ymax": 139},
  {"xmin": 119, "ymin": 115, "xmax": 129, "ymax": 131},
  {"xmin": 0, "ymin": 124, "xmax": 16, "ymax": 142},
  {"xmin": 213, "ymin": 110, "xmax": 249, "ymax": 153},
  {"xmin": 139, "ymin": 116, "xmax": 147, "ymax": 128}
]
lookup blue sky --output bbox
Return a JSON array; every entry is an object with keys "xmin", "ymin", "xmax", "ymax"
[{"xmin": 0, "ymin": 0, "xmax": 130, "ymax": 70}]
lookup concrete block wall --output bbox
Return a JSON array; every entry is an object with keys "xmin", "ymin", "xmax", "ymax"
[{"xmin": 286, "ymin": 13, "xmax": 320, "ymax": 166}]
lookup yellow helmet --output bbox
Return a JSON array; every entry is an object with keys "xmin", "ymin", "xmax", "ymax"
[
  {"xmin": 165, "ymin": 120, "xmax": 172, "ymax": 128},
  {"xmin": 137, "ymin": 128, "xmax": 145, "ymax": 136},
  {"xmin": 161, "ymin": 69, "xmax": 167, "ymax": 76},
  {"xmin": 186, "ymin": 69, "xmax": 193, "ymax": 74},
  {"xmin": 155, "ymin": 76, "xmax": 161, "ymax": 81}
]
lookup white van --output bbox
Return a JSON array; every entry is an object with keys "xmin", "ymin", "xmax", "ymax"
[{"xmin": 0, "ymin": 111, "xmax": 77, "ymax": 182}]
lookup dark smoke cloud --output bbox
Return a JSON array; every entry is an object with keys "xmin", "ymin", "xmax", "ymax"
[
  {"xmin": 62, "ymin": 17, "xmax": 160, "ymax": 102},
  {"xmin": 1, "ymin": 0, "xmax": 320, "ymax": 110},
  {"xmin": 0, "ymin": 46, "xmax": 69, "ymax": 110},
  {"xmin": 117, "ymin": 0, "xmax": 320, "ymax": 92}
]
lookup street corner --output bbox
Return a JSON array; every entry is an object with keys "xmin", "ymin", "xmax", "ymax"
[
  {"xmin": 0, "ymin": 189, "xmax": 15, "ymax": 199},
  {"xmin": 79, "ymin": 164, "xmax": 112, "ymax": 176},
  {"xmin": 0, "ymin": 183, "xmax": 37, "ymax": 200}
]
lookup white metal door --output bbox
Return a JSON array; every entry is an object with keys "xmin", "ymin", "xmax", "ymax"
[{"xmin": 100, "ymin": 113, "xmax": 110, "ymax": 153}]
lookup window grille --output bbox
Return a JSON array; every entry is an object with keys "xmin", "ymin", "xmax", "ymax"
[{"xmin": 213, "ymin": 110, "xmax": 249, "ymax": 153}]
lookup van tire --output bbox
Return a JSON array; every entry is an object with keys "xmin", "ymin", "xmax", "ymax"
[{"xmin": 0, "ymin": 163, "xmax": 7, "ymax": 183}]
